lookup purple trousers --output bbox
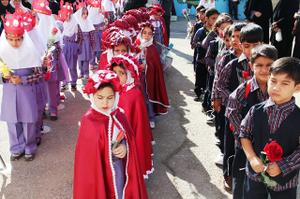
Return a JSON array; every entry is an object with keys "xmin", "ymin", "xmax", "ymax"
[
  {"xmin": 7, "ymin": 122, "xmax": 37, "ymax": 155},
  {"xmin": 35, "ymin": 80, "xmax": 47, "ymax": 139},
  {"xmin": 63, "ymin": 35, "xmax": 79, "ymax": 86},
  {"xmin": 46, "ymin": 81, "xmax": 60, "ymax": 115},
  {"xmin": 79, "ymin": 61, "xmax": 89, "ymax": 77}
]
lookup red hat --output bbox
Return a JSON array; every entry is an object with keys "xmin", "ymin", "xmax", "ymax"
[
  {"xmin": 75, "ymin": 0, "xmax": 86, "ymax": 11},
  {"xmin": 83, "ymin": 70, "xmax": 122, "ymax": 94},
  {"xmin": 123, "ymin": 15, "xmax": 139, "ymax": 30},
  {"xmin": 109, "ymin": 54, "xmax": 142, "ymax": 80},
  {"xmin": 87, "ymin": 0, "xmax": 101, "ymax": 8},
  {"xmin": 124, "ymin": 9, "xmax": 143, "ymax": 23},
  {"xmin": 109, "ymin": 32, "xmax": 132, "ymax": 49},
  {"xmin": 4, "ymin": 13, "xmax": 25, "ymax": 37},
  {"xmin": 101, "ymin": 27, "xmax": 120, "ymax": 50},
  {"xmin": 57, "ymin": 3, "xmax": 73, "ymax": 22},
  {"xmin": 22, "ymin": 11, "xmax": 37, "ymax": 32},
  {"xmin": 32, "ymin": 0, "xmax": 52, "ymax": 15},
  {"xmin": 139, "ymin": 21, "xmax": 154, "ymax": 32},
  {"xmin": 148, "ymin": 3, "xmax": 165, "ymax": 16},
  {"xmin": 111, "ymin": 19, "xmax": 130, "ymax": 30}
]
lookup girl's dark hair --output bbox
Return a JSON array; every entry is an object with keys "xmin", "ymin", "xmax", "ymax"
[
  {"xmin": 111, "ymin": 62, "xmax": 125, "ymax": 70},
  {"xmin": 240, "ymin": 23, "xmax": 263, "ymax": 43},
  {"xmin": 97, "ymin": 82, "xmax": 115, "ymax": 91},
  {"xmin": 250, "ymin": 44, "xmax": 278, "ymax": 64},
  {"xmin": 270, "ymin": 57, "xmax": 300, "ymax": 85}
]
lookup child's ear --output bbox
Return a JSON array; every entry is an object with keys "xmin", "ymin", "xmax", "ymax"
[{"xmin": 294, "ymin": 83, "xmax": 300, "ymax": 93}]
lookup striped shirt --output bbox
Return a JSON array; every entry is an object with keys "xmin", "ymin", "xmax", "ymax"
[
  {"xmin": 214, "ymin": 53, "xmax": 251, "ymax": 105},
  {"xmin": 239, "ymin": 97, "xmax": 300, "ymax": 191},
  {"xmin": 225, "ymin": 76, "xmax": 268, "ymax": 138}
]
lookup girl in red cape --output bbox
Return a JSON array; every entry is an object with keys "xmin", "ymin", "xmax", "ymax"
[
  {"xmin": 108, "ymin": 54, "xmax": 154, "ymax": 178},
  {"xmin": 98, "ymin": 30, "xmax": 133, "ymax": 69},
  {"xmin": 135, "ymin": 22, "xmax": 170, "ymax": 128},
  {"xmin": 73, "ymin": 70, "xmax": 148, "ymax": 199}
]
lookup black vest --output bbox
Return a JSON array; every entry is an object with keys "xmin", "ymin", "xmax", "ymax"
[
  {"xmin": 248, "ymin": 102, "xmax": 300, "ymax": 185},
  {"xmin": 228, "ymin": 58, "xmax": 251, "ymax": 93}
]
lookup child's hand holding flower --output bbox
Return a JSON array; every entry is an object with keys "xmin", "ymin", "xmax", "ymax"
[{"xmin": 112, "ymin": 144, "xmax": 127, "ymax": 158}]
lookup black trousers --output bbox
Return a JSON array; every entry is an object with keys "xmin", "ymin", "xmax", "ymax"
[
  {"xmin": 223, "ymin": 118, "xmax": 235, "ymax": 177},
  {"xmin": 202, "ymin": 72, "xmax": 214, "ymax": 110},
  {"xmin": 194, "ymin": 62, "xmax": 207, "ymax": 97},
  {"xmin": 229, "ymin": 1, "xmax": 239, "ymax": 20},
  {"xmin": 215, "ymin": 106, "xmax": 225, "ymax": 154},
  {"xmin": 243, "ymin": 176, "xmax": 297, "ymax": 199},
  {"xmin": 232, "ymin": 147, "xmax": 247, "ymax": 199}
]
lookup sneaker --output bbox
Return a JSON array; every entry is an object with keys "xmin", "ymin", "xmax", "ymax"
[
  {"xmin": 24, "ymin": 154, "xmax": 35, "ymax": 161},
  {"xmin": 206, "ymin": 110, "xmax": 215, "ymax": 124},
  {"xmin": 150, "ymin": 121, "xmax": 155, "ymax": 129},
  {"xmin": 10, "ymin": 153, "xmax": 24, "ymax": 161},
  {"xmin": 49, "ymin": 114, "xmax": 58, "ymax": 121},
  {"xmin": 36, "ymin": 137, "xmax": 42, "ymax": 146},
  {"xmin": 223, "ymin": 176, "xmax": 232, "ymax": 192},
  {"xmin": 215, "ymin": 154, "xmax": 224, "ymax": 166},
  {"xmin": 194, "ymin": 97, "xmax": 201, "ymax": 102},
  {"xmin": 41, "ymin": 125, "xmax": 51, "ymax": 134},
  {"xmin": 60, "ymin": 85, "xmax": 67, "ymax": 92}
]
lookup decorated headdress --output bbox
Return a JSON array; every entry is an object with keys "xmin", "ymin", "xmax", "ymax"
[
  {"xmin": 22, "ymin": 11, "xmax": 37, "ymax": 32},
  {"xmin": 83, "ymin": 70, "xmax": 122, "ymax": 94},
  {"xmin": 109, "ymin": 32, "xmax": 132, "ymax": 50},
  {"xmin": 109, "ymin": 54, "xmax": 142, "ymax": 81},
  {"xmin": 122, "ymin": 15, "xmax": 139, "ymax": 30},
  {"xmin": 87, "ymin": 0, "xmax": 101, "ymax": 8},
  {"xmin": 124, "ymin": 9, "xmax": 143, "ymax": 23},
  {"xmin": 101, "ymin": 27, "xmax": 121, "ymax": 50},
  {"xmin": 111, "ymin": 19, "xmax": 131, "ymax": 31},
  {"xmin": 139, "ymin": 21, "xmax": 154, "ymax": 32},
  {"xmin": 3, "ymin": 12, "xmax": 25, "ymax": 37},
  {"xmin": 32, "ymin": 0, "xmax": 52, "ymax": 15},
  {"xmin": 148, "ymin": 3, "xmax": 165, "ymax": 16},
  {"xmin": 74, "ymin": 0, "xmax": 86, "ymax": 11},
  {"xmin": 57, "ymin": 2, "xmax": 73, "ymax": 22}
]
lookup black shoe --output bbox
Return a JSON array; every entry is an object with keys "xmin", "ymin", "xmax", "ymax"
[
  {"xmin": 24, "ymin": 154, "xmax": 35, "ymax": 161},
  {"xmin": 36, "ymin": 137, "xmax": 42, "ymax": 146},
  {"xmin": 60, "ymin": 85, "xmax": 67, "ymax": 92},
  {"xmin": 50, "ymin": 115, "xmax": 58, "ymax": 121},
  {"xmin": 10, "ymin": 152, "xmax": 24, "ymax": 161},
  {"xmin": 194, "ymin": 97, "xmax": 201, "ymax": 102},
  {"xmin": 71, "ymin": 85, "xmax": 77, "ymax": 91}
]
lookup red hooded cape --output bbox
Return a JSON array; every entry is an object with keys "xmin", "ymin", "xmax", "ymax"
[
  {"xmin": 73, "ymin": 108, "xmax": 148, "ymax": 199},
  {"xmin": 160, "ymin": 17, "xmax": 169, "ymax": 46},
  {"xmin": 118, "ymin": 86, "xmax": 154, "ymax": 177},
  {"xmin": 98, "ymin": 51, "xmax": 109, "ymax": 70},
  {"xmin": 145, "ymin": 44, "xmax": 170, "ymax": 114}
]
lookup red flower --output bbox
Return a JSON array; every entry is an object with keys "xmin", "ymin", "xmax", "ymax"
[
  {"xmin": 182, "ymin": 9, "xmax": 187, "ymax": 16},
  {"xmin": 51, "ymin": 27, "xmax": 58, "ymax": 35},
  {"xmin": 263, "ymin": 140, "xmax": 283, "ymax": 162},
  {"xmin": 82, "ymin": 78, "xmax": 97, "ymax": 94},
  {"xmin": 242, "ymin": 71, "xmax": 250, "ymax": 79}
]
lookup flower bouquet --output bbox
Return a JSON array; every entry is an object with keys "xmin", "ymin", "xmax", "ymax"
[
  {"xmin": 0, "ymin": 59, "xmax": 13, "ymax": 79},
  {"xmin": 182, "ymin": 9, "xmax": 194, "ymax": 39},
  {"xmin": 112, "ymin": 130, "xmax": 125, "ymax": 150},
  {"xmin": 260, "ymin": 140, "xmax": 283, "ymax": 187}
]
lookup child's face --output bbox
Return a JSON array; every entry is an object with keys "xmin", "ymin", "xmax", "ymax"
[
  {"xmin": 224, "ymin": 36, "xmax": 231, "ymax": 49},
  {"xmin": 217, "ymin": 22, "xmax": 231, "ymax": 38},
  {"xmin": 197, "ymin": 11, "xmax": 205, "ymax": 22},
  {"xmin": 206, "ymin": 14, "xmax": 219, "ymax": 28},
  {"xmin": 1, "ymin": 0, "xmax": 9, "ymax": 6},
  {"xmin": 93, "ymin": 86, "xmax": 115, "ymax": 112},
  {"xmin": 251, "ymin": 56, "xmax": 273, "ymax": 84},
  {"xmin": 241, "ymin": 42, "xmax": 261, "ymax": 59},
  {"xmin": 6, "ymin": 34, "xmax": 23, "ymax": 48},
  {"xmin": 112, "ymin": 66, "xmax": 127, "ymax": 85},
  {"xmin": 153, "ymin": 12, "xmax": 162, "ymax": 20},
  {"xmin": 268, "ymin": 73, "xmax": 300, "ymax": 104},
  {"xmin": 141, "ymin": 27, "xmax": 153, "ymax": 41},
  {"xmin": 82, "ymin": 10, "xmax": 88, "ymax": 20},
  {"xmin": 113, "ymin": 44, "xmax": 128, "ymax": 56},
  {"xmin": 231, "ymin": 31, "xmax": 242, "ymax": 51}
]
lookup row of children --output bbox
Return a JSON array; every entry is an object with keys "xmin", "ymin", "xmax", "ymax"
[
  {"xmin": 0, "ymin": 0, "xmax": 171, "ymax": 198},
  {"xmin": 191, "ymin": 4, "xmax": 300, "ymax": 199}
]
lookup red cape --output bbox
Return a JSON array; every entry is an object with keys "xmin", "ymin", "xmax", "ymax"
[
  {"xmin": 73, "ymin": 108, "xmax": 148, "ymax": 199},
  {"xmin": 145, "ymin": 44, "xmax": 170, "ymax": 114},
  {"xmin": 160, "ymin": 17, "xmax": 169, "ymax": 46},
  {"xmin": 118, "ymin": 86, "xmax": 154, "ymax": 177},
  {"xmin": 98, "ymin": 51, "xmax": 109, "ymax": 70}
]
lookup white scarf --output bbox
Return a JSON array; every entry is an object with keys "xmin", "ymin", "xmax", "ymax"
[
  {"xmin": 63, "ymin": 15, "xmax": 79, "ymax": 37},
  {"xmin": 137, "ymin": 33, "xmax": 153, "ymax": 49},
  {"xmin": 101, "ymin": 0, "xmax": 115, "ymax": 12},
  {"xmin": 27, "ymin": 27, "xmax": 47, "ymax": 57},
  {"xmin": 74, "ymin": 8, "xmax": 95, "ymax": 32},
  {"xmin": 90, "ymin": 92, "xmax": 120, "ymax": 116},
  {"xmin": 36, "ymin": 13, "xmax": 56, "ymax": 45},
  {"xmin": 0, "ymin": 32, "xmax": 42, "ymax": 69},
  {"xmin": 88, "ymin": 6, "xmax": 105, "ymax": 25}
]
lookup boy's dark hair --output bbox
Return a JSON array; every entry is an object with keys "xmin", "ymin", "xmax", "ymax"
[
  {"xmin": 250, "ymin": 44, "xmax": 278, "ymax": 64},
  {"xmin": 228, "ymin": 22, "xmax": 247, "ymax": 36},
  {"xmin": 213, "ymin": 14, "xmax": 233, "ymax": 32},
  {"xmin": 240, "ymin": 23, "xmax": 263, "ymax": 43},
  {"xmin": 270, "ymin": 57, "xmax": 300, "ymax": 85},
  {"xmin": 196, "ymin": 5, "xmax": 205, "ymax": 12},
  {"xmin": 205, "ymin": 8, "xmax": 219, "ymax": 18}
]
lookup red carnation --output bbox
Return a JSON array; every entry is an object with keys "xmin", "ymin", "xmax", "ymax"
[
  {"xmin": 263, "ymin": 140, "xmax": 283, "ymax": 162},
  {"xmin": 83, "ymin": 78, "xmax": 97, "ymax": 94},
  {"xmin": 242, "ymin": 71, "xmax": 250, "ymax": 79},
  {"xmin": 52, "ymin": 27, "xmax": 58, "ymax": 35}
]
